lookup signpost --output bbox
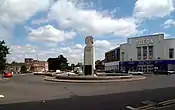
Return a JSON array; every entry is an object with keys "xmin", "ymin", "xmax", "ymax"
[{"xmin": 136, "ymin": 38, "xmax": 154, "ymax": 46}]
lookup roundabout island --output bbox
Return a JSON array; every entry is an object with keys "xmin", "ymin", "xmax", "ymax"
[
  {"xmin": 44, "ymin": 73, "xmax": 146, "ymax": 83},
  {"xmin": 43, "ymin": 36, "xmax": 146, "ymax": 83}
]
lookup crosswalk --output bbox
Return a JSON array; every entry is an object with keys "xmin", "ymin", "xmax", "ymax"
[{"xmin": 126, "ymin": 99, "xmax": 175, "ymax": 110}]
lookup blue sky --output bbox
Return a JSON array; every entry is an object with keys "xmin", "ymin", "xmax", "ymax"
[{"xmin": 0, "ymin": 0, "xmax": 175, "ymax": 64}]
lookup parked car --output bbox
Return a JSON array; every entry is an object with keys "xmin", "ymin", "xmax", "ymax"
[
  {"xmin": 120, "ymin": 70, "xmax": 126, "ymax": 73},
  {"xmin": 3, "ymin": 72, "xmax": 13, "ymax": 78},
  {"xmin": 74, "ymin": 67, "xmax": 83, "ymax": 74},
  {"xmin": 167, "ymin": 70, "xmax": 175, "ymax": 74},
  {"xmin": 128, "ymin": 71, "xmax": 143, "ymax": 75},
  {"xmin": 56, "ymin": 70, "xmax": 61, "ymax": 74},
  {"xmin": 154, "ymin": 70, "xmax": 175, "ymax": 75}
]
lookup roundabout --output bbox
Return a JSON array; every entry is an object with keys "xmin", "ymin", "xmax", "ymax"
[
  {"xmin": 44, "ymin": 73, "xmax": 146, "ymax": 83},
  {"xmin": 36, "ymin": 36, "xmax": 147, "ymax": 83}
]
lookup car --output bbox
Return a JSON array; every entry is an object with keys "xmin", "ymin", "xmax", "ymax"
[
  {"xmin": 167, "ymin": 70, "xmax": 175, "ymax": 74},
  {"xmin": 128, "ymin": 71, "xmax": 143, "ymax": 75},
  {"xmin": 3, "ymin": 72, "xmax": 13, "ymax": 78},
  {"xmin": 154, "ymin": 70, "xmax": 175, "ymax": 75},
  {"xmin": 120, "ymin": 70, "xmax": 126, "ymax": 73}
]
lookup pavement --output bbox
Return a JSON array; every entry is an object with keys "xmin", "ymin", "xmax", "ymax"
[{"xmin": 1, "ymin": 74, "xmax": 175, "ymax": 110}]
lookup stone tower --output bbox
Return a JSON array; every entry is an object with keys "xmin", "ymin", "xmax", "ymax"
[{"xmin": 84, "ymin": 36, "xmax": 95, "ymax": 75}]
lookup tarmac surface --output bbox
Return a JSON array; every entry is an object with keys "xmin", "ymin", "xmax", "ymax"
[{"xmin": 0, "ymin": 74, "xmax": 175, "ymax": 110}]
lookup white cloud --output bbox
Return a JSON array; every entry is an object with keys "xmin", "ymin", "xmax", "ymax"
[
  {"xmin": 7, "ymin": 44, "xmax": 39, "ymax": 62},
  {"xmin": 94, "ymin": 40, "xmax": 120, "ymax": 59},
  {"xmin": 0, "ymin": 0, "xmax": 52, "ymax": 41},
  {"xmin": 0, "ymin": 26, "xmax": 12, "ymax": 41},
  {"xmin": 28, "ymin": 25, "xmax": 76, "ymax": 43},
  {"xmin": 133, "ymin": 0, "xmax": 174, "ymax": 19},
  {"xmin": 45, "ymin": 43, "xmax": 58, "ymax": 47},
  {"xmin": 94, "ymin": 40, "xmax": 111, "ymax": 48},
  {"xmin": 163, "ymin": 19, "xmax": 175, "ymax": 28},
  {"xmin": 48, "ymin": 0, "xmax": 138, "ymax": 37},
  {"xmin": 7, "ymin": 39, "xmax": 118, "ymax": 64},
  {"xmin": 75, "ymin": 44, "xmax": 84, "ymax": 49},
  {"xmin": 153, "ymin": 32, "xmax": 171, "ymax": 37},
  {"xmin": 0, "ymin": 0, "xmax": 51, "ymax": 27},
  {"xmin": 7, "ymin": 43, "xmax": 84, "ymax": 64}
]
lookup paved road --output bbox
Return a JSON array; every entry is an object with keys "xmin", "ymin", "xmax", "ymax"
[{"xmin": 0, "ymin": 74, "xmax": 175, "ymax": 110}]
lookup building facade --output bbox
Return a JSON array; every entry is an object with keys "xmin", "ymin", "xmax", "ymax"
[
  {"xmin": 95, "ymin": 60, "xmax": 105, "ymax": 71},
  {"xmin": 25, "ymin": 58, "xmax": 48, "ymax": 73},
  {"xmin": 6, "ymin": 63, "xmax": 24, "ymax": 74},
  {"xmin": 104, "ymin": 47, "xmax": 120, "ymax": 72},
  {"xmin": 25, "ymin": 58, "xmax": 33, "ymax": 72},
  {"xmin": 105, "ymin": 34, "xmax": 175, "ymax": 73}
]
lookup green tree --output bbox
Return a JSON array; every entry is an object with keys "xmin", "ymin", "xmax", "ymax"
[
  {"xmin": 12, "ymin": 61, "xmax": 16, "ymax": 64},
  {"xmin": 60, "ymin": 62, "xmax": 68, "ymax": 71},
  {"xmin": 0, "ymin": 40, "xmax": 10, "ymax": 74},
  {"xmin": 71, "ymin": 64, "xmax": 75, "ymax": 70},
  {"xmin": 21, "ymin": 65, "xmax": 27, "ymax": 73}
]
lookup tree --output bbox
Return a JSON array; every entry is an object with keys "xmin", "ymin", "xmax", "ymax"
[
  {"xmin": 47, "ymin": 55, "xmax": 69, "ymax": 71},
  {"xmin": 21, "ymin": 65, "xmax": 27, "ymax": 73},
  {"xmin": 71, "ymin": 64, "xmax": 75, "ymax": 70},
  {"xmin": 60, "ymin": 62, "xmax": 68, "ymax": 71},
  {"xmin": 0, "ymin": 40, "xmax": 10, "ymax": 74},
  {"xmin": 12, "ymin": 61, "xmax": 16, "ymax": 64}
]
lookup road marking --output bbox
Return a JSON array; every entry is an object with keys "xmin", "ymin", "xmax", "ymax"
[
  {"xmin": 159, "ymin": 99, "xmax": 175, "ymax": 105},
  {"xmin": 126, "ymin": 106, "xmax": 137, "ymax": 110},
  {"xmin": 0, "ymin": 95, "xmax": 4, "ymax": 98},
  {"xmin": 153, "ymin": 104, "xmax": 175, "ymax": 110},
  {"xmin": 141, "ymin": 100, "xmax": 155, "ymax": 105}
]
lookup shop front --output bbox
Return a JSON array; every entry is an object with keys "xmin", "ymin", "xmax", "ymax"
[{"xmin": 120, "ymin": 60, "xmax": 175, "ymax": 73}]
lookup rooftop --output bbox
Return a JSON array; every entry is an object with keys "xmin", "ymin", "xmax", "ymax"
[
  {"xmin": 128, "ymin": 33, "xmax": 164, "ymax": 39},
  {"xmin": 105, "ymin": 47, "xmax": 120, "ymax": 54}
]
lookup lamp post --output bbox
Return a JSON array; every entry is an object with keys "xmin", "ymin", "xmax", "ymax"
[{"xmin": 36, "ymin": 54, "xmax": 39, "ymax": 61}]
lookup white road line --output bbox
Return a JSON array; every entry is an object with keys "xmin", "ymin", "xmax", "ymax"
[
  {"xmin": 0, "ymin": 95, "xmax": 4, "ymax": 98},
  {"xmin": 126, "ymin": 105, "xmax": 137, "ymax": 110}
]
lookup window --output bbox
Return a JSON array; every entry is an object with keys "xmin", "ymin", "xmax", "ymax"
[
  {"xmin": 105, "ymin": 50, "xmax": 117, "ymax": 62},
  {"xmin": 137, "ymin": 47, "xmax": 141, "ymax": 60},
  {"xmin": 169, "ymin": 48, "xmax": 174, "ymax": 58},
  {"xmin": 148, "ymin": 46, "xmax": 153, "ymax": 59},
  {"xmin": 142, "ymin": 46, "xmax": 147, "ymax": 59},
  {"xmin": 121, "ymin": 52, "xmax": 124, "ymax": 61}
]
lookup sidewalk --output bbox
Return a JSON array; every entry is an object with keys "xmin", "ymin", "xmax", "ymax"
[{"xmin": 0, "ymin": 74, "xmax": 3, "ymax": 80}]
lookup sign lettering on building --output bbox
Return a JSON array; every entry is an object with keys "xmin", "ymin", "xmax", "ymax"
[{"xmin": 136, "ymin": 38, "xmax": 154, "ymax": 46}]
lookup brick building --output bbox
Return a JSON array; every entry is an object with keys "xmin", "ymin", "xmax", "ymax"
[
  {"xmin": 5, "ymin": 62, "xmax": 24, "ymax": 74},
  {"xmin": 25, "ymin": 58, "xmax": 48, "ymax": 73}
]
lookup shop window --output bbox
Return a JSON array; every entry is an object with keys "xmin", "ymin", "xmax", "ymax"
[
  {"xmin": 142, "ymin": 46, "xmax": 147, "ymax": 59},
  {"xmin": 148, "ymin": 46, "xmax": 153, "ymax": 59},
  {"xmin": 169, "ymin": 48, "xmax": 174, "ymax": 58},
  {"xmin": 137, "ymin": 47, "xmax": 141, "ymax": 60}
]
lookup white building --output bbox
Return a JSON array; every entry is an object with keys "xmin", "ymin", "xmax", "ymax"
[{"xmin": 105, "ymin": 34, "xmax": 175, "ymax": 73}]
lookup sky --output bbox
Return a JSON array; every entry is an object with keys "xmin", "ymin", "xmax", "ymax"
[{"xmin": 0, "ymin": 0, "xmax": 175, "ymax": 64}]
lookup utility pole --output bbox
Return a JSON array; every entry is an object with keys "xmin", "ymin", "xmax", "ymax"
[
  {"xmin": 26, "ymin": 53, "xmax": 28, "ymax": 58},
  {"xmin": 37, "ymin": 54, "xmax": 38, "ymax": 61}
]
